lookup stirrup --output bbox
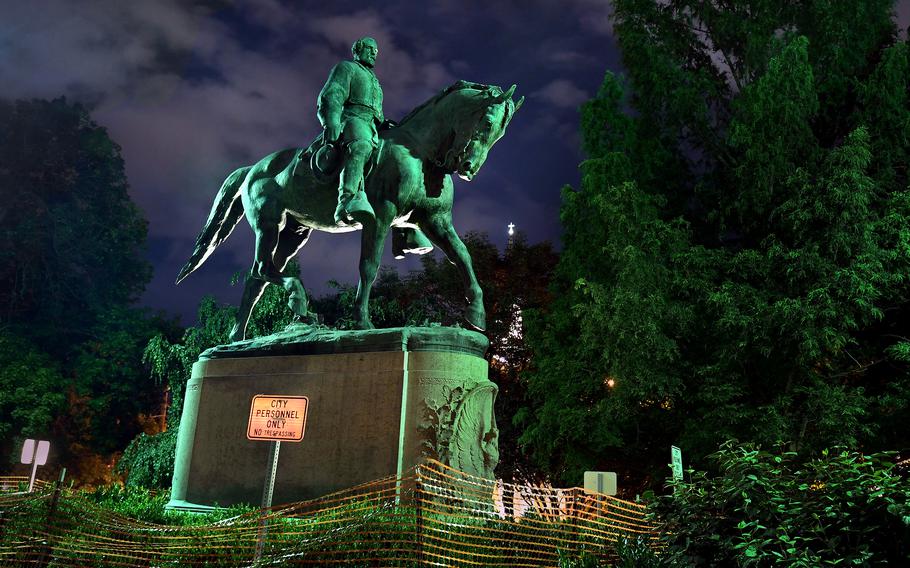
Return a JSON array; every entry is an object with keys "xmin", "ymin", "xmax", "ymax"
[{"xmin": 335, "ymin": 192, "xmax": 374, "ymax": 225}]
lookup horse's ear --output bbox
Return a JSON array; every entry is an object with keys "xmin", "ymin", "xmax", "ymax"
[
  {"xmin": 514, "ymin": 96, "xmax": 524, "ymax": 112},
  {"xmin": 503, "ymin": 84, "xmax": 517, "ymax": 101}
]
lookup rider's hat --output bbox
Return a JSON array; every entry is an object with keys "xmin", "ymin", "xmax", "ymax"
[{"xmin": 310, "ymin": 142, "xmax": 341, "ymax": 178}]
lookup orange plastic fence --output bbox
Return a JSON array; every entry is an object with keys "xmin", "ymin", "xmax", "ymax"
[
  {"xmin": 0, "ymin": 461, "xmax": 657, "ymax": 567},
  {"xmin": 0, "ymin": 477, "xmax": 50, "ymax": 492}
]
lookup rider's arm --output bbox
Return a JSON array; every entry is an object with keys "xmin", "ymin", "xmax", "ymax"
[{"xmin": 317, "ymin": 62, "xmax": 352, "ymax": 140}]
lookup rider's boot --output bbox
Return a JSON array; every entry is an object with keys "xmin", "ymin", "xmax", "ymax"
[
  {"xmin": 334, "ymin": 141, "xmax": 375, "ymax": 225},
  {"xmin": 334, "ymin": 186, "xmax": 374, "ymax": 225}
]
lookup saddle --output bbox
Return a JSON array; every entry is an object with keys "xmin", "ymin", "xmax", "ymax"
[{"xmin": 302, "ymin": 119, "xmax": 396, "ymax": 182}]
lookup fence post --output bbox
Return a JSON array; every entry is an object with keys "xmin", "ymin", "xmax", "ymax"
[
  {"xmin": 34, "ymin": 468, "xmax": 66, "ymax": 568},
  {"xmin": 415, "ymin": 467, "xmax": 424, "ymax": 566}
]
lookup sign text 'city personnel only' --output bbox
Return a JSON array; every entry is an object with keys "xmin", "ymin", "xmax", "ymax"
[{"xmin": 247, "ymin": 395, "xmax": 308, "ymax": 442}]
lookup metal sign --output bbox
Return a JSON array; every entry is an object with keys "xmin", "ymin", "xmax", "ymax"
[
  {"xmin": 671, "ymin": 445, "xmax": 683, "ymax": 480},
  {"xmin": 20, "ymin": 439, "xmax": 50, "ymax": 492},
  {"xmin": 247, "ymin": 395, "xmax": 308, "ymax": 442},
  {"xmin": 583, "ymin": 471, "xmax": 617, "ymax": 496},
  {"xmin": 21, "ymin": 439, "xmax": 49, "ymax": 465}
]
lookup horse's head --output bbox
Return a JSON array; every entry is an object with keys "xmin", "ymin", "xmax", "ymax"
[
  {"xmin": 452, "ymin": 83, "xmax": 524, "ymax": 181},
  {"xmin": 401, "ymin": 81, "xmax": 524, "ymax": 180}
]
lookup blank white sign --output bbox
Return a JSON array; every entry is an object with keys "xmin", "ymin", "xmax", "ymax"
[{"xmin": 20, "ymin": 439, "xmax": 49, "ymax": 465}]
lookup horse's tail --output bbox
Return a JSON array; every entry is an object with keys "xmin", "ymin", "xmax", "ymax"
[{"xmin": 176, "ymin": 166, "xmax": 250, "ymax": 284}]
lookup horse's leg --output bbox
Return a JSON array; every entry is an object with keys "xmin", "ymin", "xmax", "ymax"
[
  {"xmin": 274, "ymin": 217, "xmax": 316, "ymax": 323},
  {"xmin": 229, "ymin": 221, "xmax": 282, "ymax": 342},
  {"xmin": 228, "ymin": 219, "xmax": 313, "ymax": 341},
  {"xmin": 229, "ymin": 276, "xmax": 268, "ymax": 342},
  {"xmin": 231, "ymin": 176, "xmax": 292, "ymax": 341},
  {"xmin": 420, "ymin": 215, "xmax": 486, "ymax": 331},
  {"xmin": 354, "ymin": 210, "xmax": 392, "ymax": 330}
]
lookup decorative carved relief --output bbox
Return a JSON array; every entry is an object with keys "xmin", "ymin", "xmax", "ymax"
[{"xmin": 420, "ymin": 381, "xmax": 499, "ymax": 479}]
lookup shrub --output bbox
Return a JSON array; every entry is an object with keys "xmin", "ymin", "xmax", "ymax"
[{"xmin": 652, "ymin": 441, "xmax": 910, "ymax": 566}]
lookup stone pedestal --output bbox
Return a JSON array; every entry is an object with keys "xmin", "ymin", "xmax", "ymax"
[{"xmin": 167, "ymin": 326, "xmax": 497, "ymax": 510}]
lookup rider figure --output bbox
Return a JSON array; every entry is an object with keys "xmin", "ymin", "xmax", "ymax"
[{"xmin": 318, "ymin": 37, "xmax": 382, "ymax": 225}]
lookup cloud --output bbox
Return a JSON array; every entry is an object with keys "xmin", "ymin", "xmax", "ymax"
[
  {"xmin": 532, "ymin": 79, "xmax": 589, "ymax": 110},
  {"xmin": 897, "ymin": 1, "xmax": 910, "ymax": 40},
  {"xmin": 569, "ymin": 0, "xmax": 615, "ymax": 35}
]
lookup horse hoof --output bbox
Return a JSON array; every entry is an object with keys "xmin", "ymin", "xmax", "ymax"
[
  {"xmin": 287, "ymin": 297, "xmax": 309, "ymax": 317},
  {"xmin": 465, "ymin": 306, "xmax": 486, "ymax": 331}
]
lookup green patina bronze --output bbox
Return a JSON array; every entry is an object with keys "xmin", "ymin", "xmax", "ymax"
[
  {"xmin": 318, "ymin": 36, "xmax": 384, "ymax": 225},
  {"xmin": 176, "ymin": 41, "xmax": 523, "ymax": 341}
]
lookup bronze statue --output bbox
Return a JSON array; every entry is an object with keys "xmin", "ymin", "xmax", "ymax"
[
  {"xmin": 177, "ymin": 75, "xmax": 523, "ymax": 342},
  {"xmin": 318, "ymin": 37, "xmax": 383, "ymax": 226}
]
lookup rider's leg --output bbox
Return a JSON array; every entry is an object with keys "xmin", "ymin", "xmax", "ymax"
[
  {"xmin": 335, "ymin": 117, "xmax": 377, "ymax": 224},
  {"xmin": 336, "ymin": 139, "xmax": 375, "ymax": 223}
]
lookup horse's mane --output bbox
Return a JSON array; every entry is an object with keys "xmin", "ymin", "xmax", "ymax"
[{"xmin": 397, "ymin": 80, "xmax": 504, "ymax": 126}]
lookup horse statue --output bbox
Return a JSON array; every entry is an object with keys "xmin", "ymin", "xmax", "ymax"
[{"xmin": 176, "ymin": 80, "xmax": 523, "ymax": 341}]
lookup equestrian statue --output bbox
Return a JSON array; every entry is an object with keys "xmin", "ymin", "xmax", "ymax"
[{"xmin": 176, "ymin": 37, "xmax": 523, "ymax": 342}]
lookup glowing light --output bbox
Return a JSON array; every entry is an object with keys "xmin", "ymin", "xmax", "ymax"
[
  {"xmin": 508, "ymin": 222, "xmax": 515, "ymax": 236},
  {"xmin": 605, "ymin": 377, "xmax": 616, "ymax": 388}
]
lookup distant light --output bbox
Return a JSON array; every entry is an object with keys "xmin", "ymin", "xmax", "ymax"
[
  {"xmin": 508, "ymin": 222, "xmax": 515, "ymax": 236},
  {"xmin": 605, "ymin": 377, "xmax": 616, "ymax": 388}
]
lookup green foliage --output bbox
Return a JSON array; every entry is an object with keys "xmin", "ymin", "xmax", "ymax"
[
  {"xmin": 0, "ymin": 332, "xmax": 66, "ymax": 463},
  {"xmin": 612, "ymin": 535, "xmax": 683, "ymax": 568},
  {"xmin": 82, "ymin": 483, "xmax": 253, "ymax": 525},
  {"xmin": 520, "ymin": 0, "xmax": 910, "ymax": 487},
  {"xmin": 115, "ymin": 428, "xmax": 177, "ymax": 489},
  {"xmin": 652, "ymin": 442, "xmax": 910, "ymax": 566}
]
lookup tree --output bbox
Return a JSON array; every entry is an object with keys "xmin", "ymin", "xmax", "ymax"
[
  {"xmin": 519, "ymin": 1, "xmax": 910, "ymax": 487},
  {"xmin": 0, "ymin": 332, "xmax": 66, "ymax": 464},
  {"xmin": 0, "ymin": 98, "xmax": 151, "ymax": 351},
  {"xmin": 0, "ymin": 98, "xmax": 163, "ymax": 478},
  {"xmin": 653, "ymin": 443, "xmax": 910, "ymax": 565}
]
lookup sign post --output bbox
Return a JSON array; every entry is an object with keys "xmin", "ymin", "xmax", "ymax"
[
  {"xmin": 20, "ymin": 439, "xmax": 50, "ymax": 492},
  {"xmin": 583, "ymin": 471, "xmax": 618, "ymax": 496},
  {"xmin": 247, "ymin": 394, "xmax": 308, "ymax": 565},
  {"xmin": 671, "ymin": 445, "xmax": 683, "ymax": 481}
]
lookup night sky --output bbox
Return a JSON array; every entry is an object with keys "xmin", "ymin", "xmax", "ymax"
[{"xmin": 4, "ymin": 1, "xmax": 909, "ymax": 323}]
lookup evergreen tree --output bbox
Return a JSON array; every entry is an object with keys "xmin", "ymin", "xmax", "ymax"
[{"xmin": 519, "ymin": 1, "xmax": 910, "ymax": 487}]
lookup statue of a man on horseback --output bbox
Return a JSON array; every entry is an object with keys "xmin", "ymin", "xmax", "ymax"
[
  {"xmin": 318, "ymin": 36, "xmax": 383, "ymax": 226},
  {"xmin": 177, "ymin": 40, "xmax": 524, "ymax": 341}
]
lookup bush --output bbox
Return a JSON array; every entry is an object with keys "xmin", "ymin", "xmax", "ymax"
[
  {"xmin": 652, "ymin": 441, "xmax": 910, "ymax": 566},
  {"xmin": 116, "ymin": 427, "xmax": 177, "ymax": 488},
  {"xmin": 83, "ymin": 483, "xmax": 253, "ymax": 525}
]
